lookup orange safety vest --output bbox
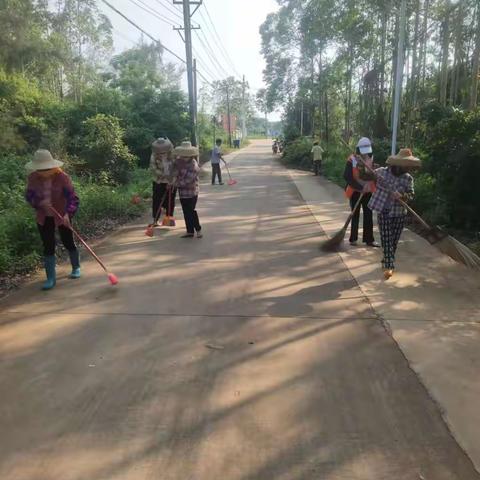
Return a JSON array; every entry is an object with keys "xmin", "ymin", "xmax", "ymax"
[{"xmin": 345, "ymin": 155, "xmax": 376, "ymax": 199}]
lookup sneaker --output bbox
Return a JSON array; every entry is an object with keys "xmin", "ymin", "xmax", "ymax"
[
  {"xmin": 181, "ymin": 233, "xmax": 194, "ymax": 238},
  {"xmin": 196, "ymin": 231, "xmax": 203, "ymax": 239},
  {"xmin": 349, "ymin": 240, "xmax": 358, "ymax": 246},
  {"xmin": 219, "ymin": 182, "xmax": 224, "ymax": 185},
  {"xmin": 366, "ymin": 241, "xmax": 381, "ymax": 248}
]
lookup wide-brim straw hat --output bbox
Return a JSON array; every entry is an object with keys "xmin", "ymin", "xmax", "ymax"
[
  {"xmin": 25, "ymin": 149, "xmax": 64, "ymax": 171},
  {"xmin": 387, "ymin": 148, "xmax": 422, "ymax": 167},
  {"xmin": 152, "ymin": 137, "xmax": 173, "ymax": 153},
  {"xmin": 174, "ymin": 141, "xmax": 199, "ymax": 157}
]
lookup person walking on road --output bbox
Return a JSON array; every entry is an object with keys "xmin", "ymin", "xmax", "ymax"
[
  {"xmin": 344, "ymin": 137, "xmax": 379, "ymax": 247},
  {"xmin": 369, "ymin": 149, "xmax": 420, "ymax": 279},
  {"xmin": 25, "ymin": 150, "xmax": 80, "ymax": 290},
  {"xmin": 173, "ymin": 141, "xmax": 203, "ymax": 239},
  {"xmin": 311, "ymin": 141, "xmax": 324, "ymax": 176},
  {"xmin": 211, "ymin": 138, "xmax": 226, "ymax": 185},
  {"xmin": 150, "ymin": 137, "xmax": 176, "ymax": 226}
]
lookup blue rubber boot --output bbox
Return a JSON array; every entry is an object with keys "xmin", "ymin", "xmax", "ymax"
[
  {"xmin": 42, "ymin": 255, "xmax": 56, "ymax": 290},
  {"xmin": 68, "ymin": 250, "xmax": 81, "ymax": 279}
]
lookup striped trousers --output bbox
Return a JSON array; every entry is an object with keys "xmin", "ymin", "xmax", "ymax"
[{"xmin": 378, "ymin": 214, "xmax": 406, "ymax": 270}]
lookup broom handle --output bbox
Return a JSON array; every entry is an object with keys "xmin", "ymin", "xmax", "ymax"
[
  {"xmin": 345, "ymin": 193, "xmax": 365, "ymax": 228},
  {"xmin": 152, "ymin": 187, "xmax": 170, "ymax": 224},
  {"xmin": 49, "ymin": 207, "xmax": 108, "ymax": 273},
  {"xmin": 355, "ymin": 156, "xmax": 432, "ymax": 230},
  {"xmin": 223, "ymin": 160, "xmax": 232, "ymax": 180}
]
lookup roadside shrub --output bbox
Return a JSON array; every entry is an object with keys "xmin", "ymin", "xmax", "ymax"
[
  {"xmin": 282, "ymin": 137, "xmax": 312, "ymax": 169},
  {"xmin": 81, "ymin": 114, "xmax": 137, "ymax": 184}
]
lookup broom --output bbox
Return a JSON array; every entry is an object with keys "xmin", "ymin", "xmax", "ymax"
[
  {"xmin": 162, "ymin": 185, "xmax": 176, "ymax": 227},
  {"xmin": 320, "ymin": 193, "xmax": 364, "ymax": 251},
  {"xmin": 356, "ymin": 157, "xmax": 480, "ymax": 270},
  {"xmin": 145, "ymin": 187, "xmax": 169, "ymax": 237},
  {"xmin": 224, "ymin": 162, "xmax": 237, "ymax": 186},
  {"xmin": 50, "ymin": 207, "xmax": 119, "ymax": 285}
]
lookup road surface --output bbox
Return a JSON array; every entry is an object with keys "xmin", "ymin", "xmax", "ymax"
[{"xmin": 0, "ymin": 140, "xmax": 478, "ymax": 479}]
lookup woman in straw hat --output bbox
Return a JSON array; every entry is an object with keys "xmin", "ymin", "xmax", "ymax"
[
  {"xmin": 25, "ymin": 150, "xmax": 80, "ymax": 290},
  {"xmin": 150, "ymin": 137, "xmax": 176, "ymax": 226},
  {"xmin": 368, "ymin": 148, "xmax": 421, "ymax": 279},
  {"xmin": 173, "ymin": 141, "xmax": 203, "ymax": 238}
]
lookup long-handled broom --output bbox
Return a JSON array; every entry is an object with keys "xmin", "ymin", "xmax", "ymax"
[
  {"xmin": 145, "ymin": 187, "xmax": 169, "ymax": 237},
  {"xmin": 356, "ymin": 157, "xmax": 480, "ymax": 270},
  {"xmin": 50, "ymin": 207, "xmax": 119, "ymax": 285},
  {"xmin": 162, "ymin": 185, "xmax": 176, "ymax": 227},
  {"xmin": 224, "ymin": 162, "xmax": 237, "ymax": 186},
  {"xmin": 320, "ymin": 194, "xmax": 364, "ymax": 251}
]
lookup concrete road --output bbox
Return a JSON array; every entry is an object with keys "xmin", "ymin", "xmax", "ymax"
[{"xmin": 0, "ymin": 140, "xmax": 478, "ymax": 479}]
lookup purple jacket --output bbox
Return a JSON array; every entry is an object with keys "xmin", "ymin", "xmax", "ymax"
[{"xmin": 26, "ymin": 171, "xmax": 79, "ymax": 226}]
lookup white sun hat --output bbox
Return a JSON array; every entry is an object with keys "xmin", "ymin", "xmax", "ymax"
[
  {"xmin": 356, "ymin": 137, "xmax": 373, "ymax": 155},
  {"xmin": 25, "ymin": 149, "xmax": 64, "ymax": 171}
]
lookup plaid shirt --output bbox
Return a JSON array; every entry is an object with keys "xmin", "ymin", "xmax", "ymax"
[
  {"xmin": 173, "ymin": 157, "xmax": 200, "ymax": 198},
  {"xmin": 368, "ymin": 167, "xmax": 414, "ymax": 217},
  {"xmin": 150, "ymin": 151, "xmax": 174, "ymax": 184}
]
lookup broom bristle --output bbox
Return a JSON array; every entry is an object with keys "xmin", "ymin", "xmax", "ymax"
[
  {"xmin": 437, "ymin": 235, "xmax": 480, "ymax": 270},
  {"xmin": 320, "ymin": 226, "xmax": 348, "ymax": 251},
  {"xmin": 108, "ymin": 273, "xmax": 119, "ymax": 285}
]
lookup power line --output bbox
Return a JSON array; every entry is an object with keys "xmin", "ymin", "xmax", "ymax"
[
  {"xmin": 201, "ymin": 1, "xmax": 242, "ymax": 78},
  {"xmin": 125, "ymin": 0, "xmax": 224, "ymax": 83},
  {"xmin": 101, "ymin": 0, "xmax": 213, "ymax": 86},
  {"xmin": 193, "ymin": 30, "xmax": 224, "ymax": 78},
  {"xmin": 149, "ymin": 0, "xmax": 184, "ymax": 21},
  {"xmin": 101, "ymin": 0, "xmax": 185, "ymax": 63},
  {"xmin": 126, "ymin": 0, "xmax": 178, "ymax": 26},
  {"xmin": 197, "ymin": 9, "xmax": 239, "ymax": 80}
]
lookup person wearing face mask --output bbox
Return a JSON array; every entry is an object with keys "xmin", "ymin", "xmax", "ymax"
[
  {"xmin": 368, "ymin": 148, "xmax": 421, "ymax": 279},
  {"xmin": 343, "ymin": 137, "xmax": 379, "ymax": 247}
]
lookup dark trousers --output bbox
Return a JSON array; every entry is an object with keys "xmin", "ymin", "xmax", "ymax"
[
  {"xmin": 152, "ymin": 182, "xmax": 177, "ymax": 219},
  {"xmin": 349, "ymin": 191, "xmax": 374, "ymax": 243},
  {"xmin": 313, "ymin": 160, "xmax": 321, "ymax": 175},
  {"xmin": 180, "ymin": 196, "xmax": 201, "ymax": 234},
  {"xmin": 37, "ymin": 216, "xmax": 76, "ymax": 256},
  {"xmin": 212, "ymin": 164, "xmax": 222, "ymax": 184},
  {"xmin": 378, "ymin": 215, "xmax": 406, "ymax": 269}
]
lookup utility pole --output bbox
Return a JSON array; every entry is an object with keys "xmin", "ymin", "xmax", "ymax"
[
  {"xmin": 174, "ymin": 0, "xmax": 202, "ymax": 146},
  {"xmin": 300, "ymin": 101, "xmax": 304, "ymax": 136},
  {"xmin": 391, "ymin": 0, "xmax": 407, "ymax": 155},
  {"xmin": 193, "ymin": 58, "xmax": 198, "ymax": 143},
  {"xmin": 241, "ymin": 75, "xmax": 247, "ymax": 141},
  {"xmin": 226, "ymin": 83, "xmax": 232, "ymax": 147}
]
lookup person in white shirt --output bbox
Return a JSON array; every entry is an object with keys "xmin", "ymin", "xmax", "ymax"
[
  {"xmin": 311, "ymin": 141, "xmax": 324, "ymax": 176},
  {"xmin": 211, "ymin": 138, "xmax": 226, "ymax": 185}
]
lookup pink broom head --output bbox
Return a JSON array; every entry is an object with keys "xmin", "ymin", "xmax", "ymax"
[
  {"xmin": 145, "ymin": 225, "xmax": 154, "ymax": 237},
  {"xmin": 228, "ymin": 179, "xmax": 237, "ymax": 186},
  {"xmin": 108, "ymin": 273, "xmax": 119, "ymax": 285}
]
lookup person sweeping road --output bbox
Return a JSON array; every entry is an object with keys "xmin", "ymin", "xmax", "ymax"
[
  {"xmin": 173, "ymin": 141, "xmax": 203, "ymax": 239},
  {"xmin": 25, "ymin": 150, "xmax": 80, "ymax": 290},
  {"xmin": 150, "ymin": 137, "xmax": 176, "ymax": 226},
  {"xmin": 343, "ymin": 137, "xmax": 379, "ymax": 247},
  {"xmin": 211, "ymin": 138, "xmax": 226, "ymax": 185},
  {"xmin": 368, "ymin": 148, "xmax": 420, "ymax": 279}
]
